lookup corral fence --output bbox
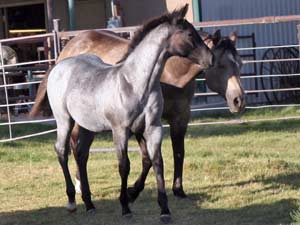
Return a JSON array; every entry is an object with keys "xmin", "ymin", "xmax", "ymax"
[{"xmin": 1, "ymin": 15, "xmax": 300, "ymax": 142}]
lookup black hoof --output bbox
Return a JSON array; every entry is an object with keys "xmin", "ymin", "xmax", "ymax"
[
  {"xmin": 123, "ymin": 212, "xmax": 133, "ymax": 219},
  {"xmin": 122, "ymin": 207, "xmax": 132, "ymax": 216},
  {"xmin": 87, "ymin": 208, "xmax": 96, "ymax": 214},
  {"xmin": 67, "ymin": 207, "xmax": 77, "ymax": 214},
  {"xmin": 127, "ymin": 187, "xmax": 139, "ymax": 203},
  {"xmin": 66, "ymin": 201, "xmax": 77, "ymax": 213},
  {"xmin": 160, "ymin": 214, "xmax": 172, "ymax": 224},
  {"xmin": 173, "ymin": 188, "xmax": 187, "ymax": 198}
]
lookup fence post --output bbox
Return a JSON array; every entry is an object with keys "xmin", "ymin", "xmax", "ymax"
[
  {"xmin": 0, "ymin": 42, "xmax": 12, "ymax": 140},
  {"xmin": 297, "ymin": 24, "xmax": 300, "ymax": 59},
  {"xmin": 53, "ymin": 19, "xmax": 61, "ymax": 54}
]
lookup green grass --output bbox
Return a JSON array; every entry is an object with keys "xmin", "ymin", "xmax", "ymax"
[{"xmin": 1, "ymin": 107, "xmax": 300, "ymax": 225}]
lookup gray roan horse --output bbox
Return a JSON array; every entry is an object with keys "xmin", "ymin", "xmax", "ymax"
[
  {"xmin": 30, "ymin": 28, "xmax": 245, "ymax": 199},
  {"xmin": 46, "ymin": 5, "xmax": 213, "ymax": 222}
]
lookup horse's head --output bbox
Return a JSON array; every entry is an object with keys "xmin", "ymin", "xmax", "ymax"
[
  {"xmin": 203, "ymin": 30, "xmax": 245, "ymax": 113},
  {"xmin": 166, "ymin": 4, "xmax": 214, "ymax": 70}
]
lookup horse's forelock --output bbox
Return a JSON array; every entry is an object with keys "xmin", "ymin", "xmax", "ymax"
[{"xmin": 215, "ymin": 38, "xmax": 237, "ymax": 55}]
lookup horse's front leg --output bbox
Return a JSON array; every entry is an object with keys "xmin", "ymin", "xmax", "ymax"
[
  {"xmin": 74, "ymin": 126, "xmax": 95, "ymax": 212},
  {"xmin": 113, "ymin": 128, "xmax": 131, "ymax": 216},
  {"xmin": 127, "ymin": 133, "xmax": 152, "ymax": 202},
  {"xmin": 146, "ymin": 124, "xmax": 171, "ymax": 223},
  {"xmin": 169, "ymin": 118, "xmax": 188, "ymax": 198}
]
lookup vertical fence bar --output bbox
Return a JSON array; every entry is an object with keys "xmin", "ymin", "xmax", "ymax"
[
  {"xmin": 297, "ymin": 24, "xmax": 300, "ymax": 59},
  {"xmin": 53, "ymin": 19, "xmax": 61, "ymax": 54},
  {"xmin": 0, "ymin": 42, "xmax": 12, "ymax": 140},
  {"xmin": 52, "ymin": 32, "xmax": 58, "ymax": 60}
]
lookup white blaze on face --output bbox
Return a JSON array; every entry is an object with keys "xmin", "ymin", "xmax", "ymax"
[
  {"xmin": 227, "ymin": 75, "xmax": 242, "ymax": 94},
  {"xmin": 226, "ymin": 75, "xmax": 244, "ymax": 113}
]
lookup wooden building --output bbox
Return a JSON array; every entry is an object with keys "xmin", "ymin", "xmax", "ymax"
[{"xmin": 0, "ymin": 0, "xmax": 195, "ymax": 39}]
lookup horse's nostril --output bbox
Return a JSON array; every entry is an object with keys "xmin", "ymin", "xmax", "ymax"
[{"xmin": 233, "ymin": 97, "xmax": 240, "ymax": 107}]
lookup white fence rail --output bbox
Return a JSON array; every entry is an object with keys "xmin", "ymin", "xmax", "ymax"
[{"xmin": 1, "ymin": 15, "xmax": 300, "ymax": 142}]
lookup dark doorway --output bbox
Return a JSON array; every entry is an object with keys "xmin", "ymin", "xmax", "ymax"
[
  {"xmin": 1, "ymin": 4, "xmax": 47, "ymax": 62},
  {"xmin": 7, "ymin": 3, "xmax": 46, "ymax": 37}
]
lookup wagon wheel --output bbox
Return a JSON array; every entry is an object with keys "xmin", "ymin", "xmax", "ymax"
[{"xmin": 260, "ymin": 47, "xmax": 300, "ymax": 104}]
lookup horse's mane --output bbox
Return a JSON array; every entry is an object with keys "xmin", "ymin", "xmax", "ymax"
[{"xmin": 118, "ymin": 5, "xmax": 188, "ymax": 62}]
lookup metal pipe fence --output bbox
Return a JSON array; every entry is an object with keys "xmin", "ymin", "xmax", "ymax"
[
  {"xmin": 1, "ymin": 16, "xmax": 300, "ymax": 142},
  {"xmin": 0, "ymin": 32, "xmax": 56, "ymax": 141}
]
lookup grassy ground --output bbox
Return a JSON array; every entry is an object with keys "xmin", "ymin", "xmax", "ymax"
[{"xmin": 1, "ymin": 107, "xmax": 300, "ymax": 225}]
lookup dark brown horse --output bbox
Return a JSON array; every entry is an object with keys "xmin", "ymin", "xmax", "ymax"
[{"xmin": 30, "ymin": 28, "xmax": 245, "ymax": 198}]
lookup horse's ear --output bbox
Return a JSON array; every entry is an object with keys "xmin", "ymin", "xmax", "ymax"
[
  {"xmin": 179, "ymin": 3, "xmax": 189, "ymax": 19},
  {"xmin": 229, "ymin": 31, "xmax": 238, "ymax": 44},
  {"xmin": 199, "ymin": 31, "xmax": 214, "ymax": 49},
  {"xmin": 212, "ymin": 29, "xmax": 221, "ymax": 46},
  {"xmin": 171, "ymin": 4, "xmax": 189, "ymax": 24}
]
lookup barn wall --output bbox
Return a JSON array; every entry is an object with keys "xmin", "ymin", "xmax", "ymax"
[
  {"xmin": 121, "ymin": 0, "xmax": 194, "ymax": 26},
  {"xmin": 52, "ymin": 0, "xmax": 107, "ymax": 31},
  {"xmin": 74, "ymin": 0, "xmax": 106, "ymax": 30},
  {"xmin": 121, "ymin": 0, "xmax": 167, "ymax": 26},
  {"xmin": 52, "ymin": 0, "xmax": 69, "ymax": 31}
]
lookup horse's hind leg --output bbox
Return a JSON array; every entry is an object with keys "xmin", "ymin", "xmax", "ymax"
[
  {"xmin": 127, "ymin": 133, "xmax": 152, "ymax": 202},
  {"xmin": 74, "ymin": 126, "xmax": 95, "ymax": 212},
  {"xmin": 169, "ymin": 118, "xmax": 188, "ymax": 198},
  {"xmin": 70, "ymin": 123, "xmax": 81, "ymax": 194},
  {"xmin": 55, "ymin": 117, "xmax": 76, "ymax": 212},
  {"xmin": 113, "ymin": 128, "xmax": 131, "ymax": 216}
]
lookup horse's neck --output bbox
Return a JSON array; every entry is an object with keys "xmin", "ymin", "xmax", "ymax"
[{"xmin": 122, "ymin": 25, "xmax": 171, "ymax": 95}]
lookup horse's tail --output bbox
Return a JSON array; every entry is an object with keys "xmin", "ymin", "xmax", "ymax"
[{"xmin": 29, "ymin": 67, "xmax": 53, "ymax": 118}]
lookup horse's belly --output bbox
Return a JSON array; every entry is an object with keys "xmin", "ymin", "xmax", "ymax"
[{"xmin": 66, "ymin": 94, "xmax": 111, "ymax": 132}]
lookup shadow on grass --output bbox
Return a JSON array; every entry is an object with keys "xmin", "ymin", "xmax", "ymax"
[
  {"xmin": 0, "ymin": 188, "xmax": 295, "ymax": 225},
  {"xmin": 182, "ymin": 119, "xmax": 300, "ymax": 139},
  {"xmin": 202, "ymin": 172, "xmax": 300, "ymax": 192}
]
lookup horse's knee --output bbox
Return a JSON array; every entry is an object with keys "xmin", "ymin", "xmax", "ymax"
[
  {"xmin": 145, "ymin": 128, "xmax": 163, "ymax": 160},
  {"xmin": 54, "ymin": 143, "xmax": 66, "ymax": 159},
  {"xmin": 118, "ymin": 157, "xmax": 130, "ymax": 176},
  {"xmin": 152, "ymin": 154, "xmax": 163, "ymax": 169}
]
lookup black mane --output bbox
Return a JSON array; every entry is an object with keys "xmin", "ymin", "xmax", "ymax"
[
  {"xmin": 118, "ymin": 6, "xmax": 187, "ymax": 62},
  {"xmin": 216, "ymin": 38, "xmax": 237, "ymax": 54},
  {"xmin": 211, "ymin": 38, "xmax": 238, "ymax": 60}
]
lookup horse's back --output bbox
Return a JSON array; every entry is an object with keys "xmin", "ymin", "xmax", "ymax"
[
  {"xmin": 48, "ymin": 54, "xmax": 115, "ymax": 132},
  {"xmin": 48, "ymin": 54, "xmax": 112, "ymax": 97},
  {"xmin": 57, "ymin": 30, "xmax": 129, "ymax": 64}
]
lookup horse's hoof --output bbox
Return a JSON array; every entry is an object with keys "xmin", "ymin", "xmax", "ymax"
[
  {"xmin": 75, "ymin": 177, "xmax": 81, "ymax": 194},
  {"xmin": 87, "ymin": 208, "xmax": 96, "ymax": 214},
  {"xmin": 122, "ymin": 212, "xmax": 133, "ymax": 219},
  {"xmin": 160, "ymin": 214, "xmax": 172, "ymax": 224},
  {"xmin": 122, "ymin": 205, "xmax": 132, "ymax": 218},
  {"xmin": 66, "ymin": 201, "xmax": 77, "ymax": 213},
  {"xmin": 173, "ymin": 188, "xmax": 187, "ymax": 198}
]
